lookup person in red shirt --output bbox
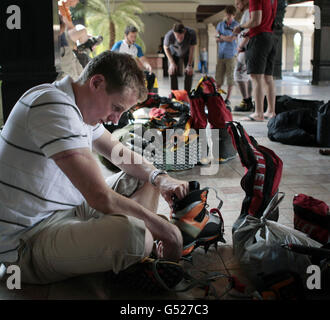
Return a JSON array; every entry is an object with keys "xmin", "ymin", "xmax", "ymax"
[{"xmin": 233, "ymin": 0, "xmax": 278, "ymax": 121}]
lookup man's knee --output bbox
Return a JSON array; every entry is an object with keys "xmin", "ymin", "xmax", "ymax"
[
  {"xmin": 264, "ymin": 75, "xmax": 274, "ymax": 85},
  {"xmin": 144, "ymin": 228, "xmax": 154, "ymax": 257},
  {"xmin": 250, "ymin": 74, "xmax": 265, "ymax": 85}
]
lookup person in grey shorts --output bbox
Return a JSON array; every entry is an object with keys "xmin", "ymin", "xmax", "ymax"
[{"xmin": 0, "ymin": 51, "xmax": 187, "ymax": 285}]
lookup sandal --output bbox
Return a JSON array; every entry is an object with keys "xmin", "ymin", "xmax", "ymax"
[{"xmin": 241, "ymin": 115, "xmax": 264, "ymax": 122}]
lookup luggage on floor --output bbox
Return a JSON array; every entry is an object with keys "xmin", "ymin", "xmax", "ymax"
[
  {"xmin": 317, "ymin": 101, "xmax": 330, "ymax": 147},
  {"xmin": 267, "ymin": 108, "xmax": 317, "ymax": 146},
  {"xmin": 232, "ymin": 193, "xmax": 322, "ymax": 296},
  {"xmin": 293, "ymin": 194, "xmax": 330, "ymax": 244},
  {"xmin": 170, "ymin": 90, "xmax": 189, "ymax": 103},
  {"xmin": 188, "ymin": 76, "xmax": 232, "ymax": 130},
  {"xmin": 189, "ymin": 76, "xmax": 235, "ymax": 163},
  {"xmin": 226, "ymin": 121, "xmax": 283, "ymax": 232},
  {"xmin": 275, "ymin": 95, "xmax": 324, "ymax": 115}
]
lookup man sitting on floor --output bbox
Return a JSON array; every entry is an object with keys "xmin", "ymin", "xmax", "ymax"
[{"xmin": 0, "ymin": 51, "xmax": 187, "ymax": 285}]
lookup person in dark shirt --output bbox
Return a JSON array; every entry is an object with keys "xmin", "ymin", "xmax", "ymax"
[{"xmin": 163, "ymin": 23, "xmax": 197, "ymax": 93}]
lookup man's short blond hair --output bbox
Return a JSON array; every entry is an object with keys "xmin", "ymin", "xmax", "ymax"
[{"xmin": 78, "ymin": 51, "xmax": 147, "ymax": 102}]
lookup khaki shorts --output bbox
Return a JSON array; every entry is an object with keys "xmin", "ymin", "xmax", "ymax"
[
  {"xmin": 57, "ymin": 46, "xmax": 83, "ymax": 81},
  {"xmin": 215, "ymin": 57, "xmax": 236, "ymax": 87},
  {"xmin": 7, "ymin": 172, "xmax": 147, "ymax": 284}
]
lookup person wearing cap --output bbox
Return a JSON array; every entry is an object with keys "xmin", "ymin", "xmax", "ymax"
[{"xmin": 163, "ymin": 23, "xmax": 197, "ymax": 93}]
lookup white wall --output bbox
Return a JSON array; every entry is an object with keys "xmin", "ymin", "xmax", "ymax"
[{"xmin": 139, "ymin": 13, "xmax": 179, "ymax": 54}]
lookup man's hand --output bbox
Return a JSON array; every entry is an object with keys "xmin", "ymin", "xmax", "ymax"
[
  {"xmin": 154, "ymin": 175, "xmax": 189, "ymax": 207},
  {"xmin": 233, "ymin": 25, "xmax": 242, "ymax": 35},
  {"xmin": 237, "ymin": 47, "xmax": 244, "ymax": 54},
  {"xmin": 140, "ymin": 56, "xmax": 152, "ymax": 73},
  {"xmin": 145, "ymin": 63, "xmax": 152, "ymax": 73},
  {"xmin": 185, "ymin": 65, "xmax": 194, "ymax": 76},
  {"xmin": 168, "ymin": 62, "xmax": 177, "ymax": 75}
]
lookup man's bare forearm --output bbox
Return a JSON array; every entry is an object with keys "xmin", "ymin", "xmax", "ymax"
[
  {"xmin": 241, "ymin": 11, "xmax": 262, "ymax": 29},
  {"xmin": 164, "ymin": 46, "xmax": 175, "ymax": 65},
  {"xmin": 93, "ymin": 130, "xmax": 159, "ymax": 184},
  {"xmin": 187, "ymin": 45, "xmax": 195, "ymax": 65}
]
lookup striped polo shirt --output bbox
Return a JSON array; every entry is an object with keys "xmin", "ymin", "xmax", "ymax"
[
  {"xmin": 0, "ymin": 76, "xmax": 105, "ymax": 262},
  {"xmin": 111, "ymin": 40, "xmax": 144, "ymax": 58}
]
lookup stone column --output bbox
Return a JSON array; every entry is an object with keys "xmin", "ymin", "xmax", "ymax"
[
  {"xmin": 312, "ymin": 0, "xmax": 330, "ymax": 84},
  {"xmin": 301, "ymin": 30, "xmax": 313, "ymax": 72},
  {"xmin": 207, "ymin": 23, "xmax": 218, "ymax": 74},
  {"xmin": 273, "ymin": 0, "xmax": 288, "ymax": 79},
  {"xmin": 285, "ymin": 32, "xmax": 295, "ymax": 72}
]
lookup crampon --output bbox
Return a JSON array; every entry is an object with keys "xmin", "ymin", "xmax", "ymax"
[{"xmin": 170, "ymin": 181, "xmax": 226, "ymax": 260}]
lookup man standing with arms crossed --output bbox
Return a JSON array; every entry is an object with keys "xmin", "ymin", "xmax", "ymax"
[
  {"xmin": 233, "ymin": 0, "xmax": 278, "ymax": 121},
  {"xmin": 215, "ymin": 5, "xmax": 239, "ymax": 108}
]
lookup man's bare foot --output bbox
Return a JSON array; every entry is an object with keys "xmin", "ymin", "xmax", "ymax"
[
  {"xmin": 264, "ymin": 113, "xmax": 276, "ymax": 120},
  {"xmin": 241, "ymin": 113, "xmax": 264, "ymax": 122}
]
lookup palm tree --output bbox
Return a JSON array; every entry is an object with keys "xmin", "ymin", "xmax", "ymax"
[{"xmin": 78, "ymin": 0, "xmax": 145, "ymax": 52}]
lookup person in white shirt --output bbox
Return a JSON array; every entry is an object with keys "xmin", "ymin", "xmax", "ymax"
[
  {"xmin": 233, "ymin": 0, "xmax": 254, "ymax": 112},
  {"xmin": 111, "ymin": 25, "xmax": 152, "ymax": 73},
  {"xmin": 0, "ymin": 51, "xmax": 187, "ymax": 284}
]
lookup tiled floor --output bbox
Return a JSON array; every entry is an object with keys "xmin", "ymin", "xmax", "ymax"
[{"xmin": 0, "ymin": 73, "xmax": 329, "ymax": 300}]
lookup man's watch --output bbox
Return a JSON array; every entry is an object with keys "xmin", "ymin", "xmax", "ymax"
[
  {"xmin": 239, "ymin": 25, "xmax": 244, "ymax": 32},
  {"xmin": 150, "ymin": 169, "xmax": 168, "ymax": 186}
]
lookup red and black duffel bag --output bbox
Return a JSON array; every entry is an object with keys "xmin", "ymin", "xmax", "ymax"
[
  {"xmin": 188, "ymin": 76, "xmax": 232, "ymax": 130},
  {"xmin": 293, "ymin": 194, "xmax": 330, "ymax": 244},
  {"xmin": 226, "ymin": 121, "xmax": 283, "ymax": 231}
]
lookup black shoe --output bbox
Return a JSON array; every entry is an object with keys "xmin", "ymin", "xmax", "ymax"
[{"xmin": 234, "ymin": 98, "xmax": 253, "ymax": 112}]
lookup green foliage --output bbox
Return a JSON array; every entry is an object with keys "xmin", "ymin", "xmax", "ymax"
[
  {"xmin": 294, "ymin": 44, "xmax": 300, "ymax": 70},
  {"xmin": 76, "ymin": 0, "xmax": 145, "ymax": 51},
  {"xmin": 293, "ymin": 33, "xmax": 301, "ymax": 71}
]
